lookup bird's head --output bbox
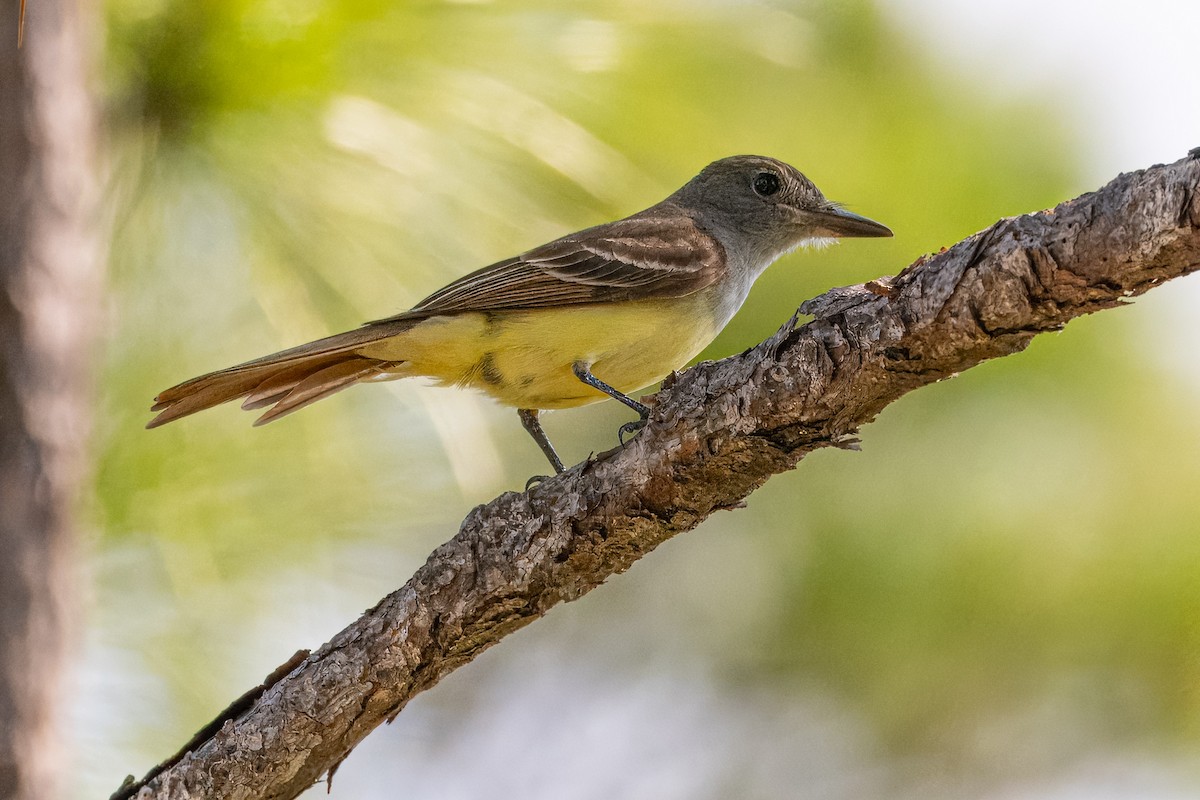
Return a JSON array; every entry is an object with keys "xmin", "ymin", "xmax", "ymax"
[{"xmin": 672, "ymin": 155, "xmax": 892, "ymax": 266}]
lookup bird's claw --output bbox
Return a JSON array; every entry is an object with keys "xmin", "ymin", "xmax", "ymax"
[
  {"xmin": 618, "ymin": 419, "xmax": 646, "ymax": 445},
  {"xmin": 525, "ymin": 474, "xmax": 550, "ymax": 491}
]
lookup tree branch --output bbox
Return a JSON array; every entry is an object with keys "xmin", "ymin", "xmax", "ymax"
[{"xmin": 118, "ymin": 153, "xmax": 1200, "ymax": 800}]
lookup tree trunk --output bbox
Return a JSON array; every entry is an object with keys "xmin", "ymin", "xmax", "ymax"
[{"xmin": 0, "ymin": 0, "xmax": 101, "ymax": 798}]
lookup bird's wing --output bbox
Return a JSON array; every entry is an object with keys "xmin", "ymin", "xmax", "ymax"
[{"xmin": 369, "ymin": 211, "xmax": 725, "ymax": 324}]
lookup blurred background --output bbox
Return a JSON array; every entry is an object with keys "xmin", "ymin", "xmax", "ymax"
[{"xmin": 36, "ymin": 0, "xmax": 1200, "ymax": 796}]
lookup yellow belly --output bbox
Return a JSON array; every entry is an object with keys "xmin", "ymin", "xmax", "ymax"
[{"xmin": 356, "ymin": 293, "xmax": 721, "ymax": 409}]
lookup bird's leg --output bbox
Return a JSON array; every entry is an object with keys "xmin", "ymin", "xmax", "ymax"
[
  {"xmin": 571, "ymin": 362, "xmax": 651, "ymax": 445},
  {"xmin": 519, "ymin": 408, "xmax": 565, "ymax": 485}
]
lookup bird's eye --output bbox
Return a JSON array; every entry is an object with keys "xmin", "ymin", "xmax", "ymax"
[{"xmin": 752, "ymin": 171, "xmax": 782, "ymax": 197}]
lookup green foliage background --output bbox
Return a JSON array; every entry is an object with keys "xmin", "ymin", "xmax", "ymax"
[{"xmin": 82, "ymin": 1, "xmax": 1200, "ymax": 797}]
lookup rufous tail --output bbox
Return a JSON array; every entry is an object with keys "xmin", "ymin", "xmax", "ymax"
[{"xmin": 147, "ymin": 318, "xmax": 416, "ymax": 428}]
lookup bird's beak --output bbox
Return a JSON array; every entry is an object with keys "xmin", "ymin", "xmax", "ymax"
[{"xmin": 801, "ymin": 206, "xmax": 893, "ymax": 238}]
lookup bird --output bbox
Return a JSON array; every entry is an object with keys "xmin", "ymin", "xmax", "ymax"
[{"xmin": 148, "ymin": 155, "xmax": 891, "ymax": 474}]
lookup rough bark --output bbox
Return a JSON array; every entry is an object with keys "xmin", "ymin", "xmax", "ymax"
[
  {"xmin": 0, "ymin": 1, "xmax": 101, "ymax": 799},
  {"xmin": 117, "ymin": 153, "xmax": 1200, "ymax": 800}
]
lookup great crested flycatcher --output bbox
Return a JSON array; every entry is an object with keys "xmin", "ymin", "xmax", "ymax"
[{"xmin": 148, "ymin": 155, "xmax": 891, "ymax": 473}]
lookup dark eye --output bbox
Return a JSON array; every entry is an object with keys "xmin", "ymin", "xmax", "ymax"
[{"xmin": 752, "ymin": 171, "xmax": 782, "ymax": 196}]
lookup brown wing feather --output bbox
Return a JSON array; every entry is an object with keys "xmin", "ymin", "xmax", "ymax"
[{"xmin": 368, "ymin": 206, "xmax": 725, "ymax": 323}]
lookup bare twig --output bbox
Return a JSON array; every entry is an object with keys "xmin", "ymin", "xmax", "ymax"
[{"xmin": 117, "ymin": 153, "xmax": 1200, "ymax": 800}]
